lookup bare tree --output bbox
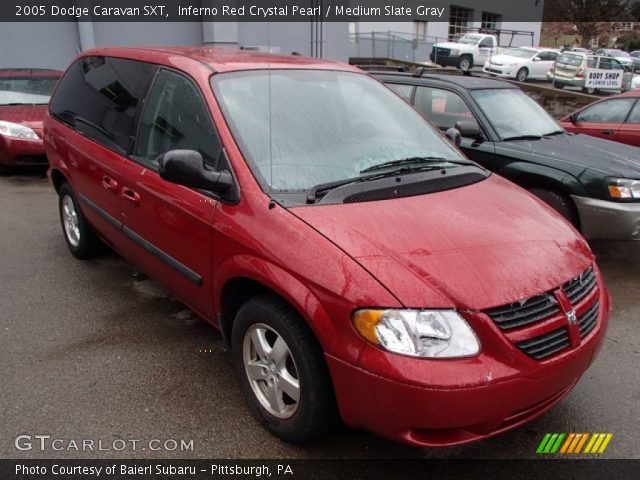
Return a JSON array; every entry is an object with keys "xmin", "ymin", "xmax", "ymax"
[{"xmin": 544, "ymin": 0, "xmax": 633, "ymax": 47}]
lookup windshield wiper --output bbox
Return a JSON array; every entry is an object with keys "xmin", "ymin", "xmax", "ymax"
[
  {"xmin": 503, "ymin": 134, "xmax": 543, "ymax": 141},
  {"xmin": 306, "ymin": 176, "xmax": 370, "ymax": 204},
  {"xmin": 359, "ymin": 156, "xmax": 469, "ymax": 174}
]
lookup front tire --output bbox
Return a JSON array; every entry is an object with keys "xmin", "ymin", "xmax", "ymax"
[
  {"xmin": 231, "ymin": 294, "xmax": 337, "ymax": 442},
  {"xmin": 458, "ymin": 55, "xmax": 473, "ymax": 71},
  {"xmin": 516, "ymin": 67, "xmax": 529, "ymax": 82},
  {"xmin": 58, "ymin": 183, "xmax": 103, "ymax": 259},
  {"xmin": 529, "ymin": 187, "xmax": 579, "ymax": 228}
]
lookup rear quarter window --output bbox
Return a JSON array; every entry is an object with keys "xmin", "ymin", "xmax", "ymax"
[{"xmin": 49, "ymin": 56, "xmax": 157, "ymax": 154}]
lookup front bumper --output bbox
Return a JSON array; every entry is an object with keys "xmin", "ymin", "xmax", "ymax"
[
  {"xmin": 429, "ymin": 53, "xmax": 459, "ymax": 67},
  {"xmin": 482, "ymin": 65, "xmax": 517, "ymax": 79},
  {"xmin": 0, "ymin": 135, "xmax": 47, "ymax": 166},
  {"xmin": 327, "ymin": 285, "xmax": 610, "ymax": 447},
  {"xmin": 573, "ymin": 195, "xmax": 640, "ymax": 240}
]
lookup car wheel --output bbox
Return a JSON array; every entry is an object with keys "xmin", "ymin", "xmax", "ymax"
[
  {"xmin": 529, "ymin": 188, "xmax": 579, "ymax": 228},
  {"xmin": 0, "ymin": 164, "xmax": 13, "ymax": 175},
  {"xmin": 554, "ymin": 83, "xmax": 565, "ymax": 89},
  {"xmin": 582, "ymin": 86, "xmax": 597, "ymax": 95},
  {"xmin": 58, "ymin": 183, "xmax": 103, "ymax": 259},
  {"xmin": 516, "ymin": 67, "xmax": 529, "ymax": 82},
  {"xmin": 231, "ymin": 294, "xmax": 337, "ymax": 442},
  {"xmin": 458, "ymin": 55, "xmax": 472, "ymax": 71}
]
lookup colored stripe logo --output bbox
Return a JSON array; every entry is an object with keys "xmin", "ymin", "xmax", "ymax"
[{"xmin": 537, "ymin": 433, "xmax": 613, "ymax": 454}]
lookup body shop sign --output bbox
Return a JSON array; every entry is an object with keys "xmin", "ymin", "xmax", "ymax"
[{"xmin": 585, "ymin": 69, "xmax": 623, "ymax": 89}]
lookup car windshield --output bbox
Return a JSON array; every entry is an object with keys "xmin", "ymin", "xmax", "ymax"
[
  {"xmin": 0, "ymin": 76, "xmax": 59, "ymax": 106},
  {"xmin": 211, "ymin": 70, "xmax": 467, "ymax": 192},
  {"xmin": 503, "ymin": 48, "xmax": 537, "ymax": 59},
  {"xmin": 457, "ymin": 34, "xmax": 482, "ymax": 45},
  {"xmin": 610, "ymin": 50, "xmax": 629, "ymax": 57},
  {"xmin": 470, "ymin": 89, "xmax": 563, "ymax": 140},
  {"xmin": 557, "ymin": 54, "xmax": 584, "ymax": 66}
]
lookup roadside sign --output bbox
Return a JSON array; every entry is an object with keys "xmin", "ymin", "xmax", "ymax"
[{"xmin": 585, "ymin": 69, "xmax": 623, "ymax": 90}]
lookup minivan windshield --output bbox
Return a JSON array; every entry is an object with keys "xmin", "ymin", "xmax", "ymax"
[
  {"xmin": 212, "ymin": 70, "xmax": 469, "ymax": 192},
  {"xmin": 470, "ymin": 89, "xmax": 564, "ymax": 140},
  {"xmin": 0, "ymin": 77, "xmax": 59, "ymax": 106}
]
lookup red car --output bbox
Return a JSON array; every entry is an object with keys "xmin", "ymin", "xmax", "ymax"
[
  {"xmin": 44, "ymin": 47, "xmax": 610, "ymax": 447},
  {"xmin": 560, "ymin": 90, "xmax": 640, "ymax": 146},
  {"xmin": 0, "ymin": 69, "xmax": 62, "ymax": 174}
]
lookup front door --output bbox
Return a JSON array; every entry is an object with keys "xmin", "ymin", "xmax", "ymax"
[{"xmin": 119, "ymin": 69, "xmax": 225, "ymax": 318}]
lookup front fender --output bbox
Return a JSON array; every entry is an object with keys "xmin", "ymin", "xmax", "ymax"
[
  {"xmin": 497, "ymin": 161, "xmax": 587, "ymax": 197},
  {"xmin": 212, "ymin": 255, "xmax": 369, "ymax": 363}
]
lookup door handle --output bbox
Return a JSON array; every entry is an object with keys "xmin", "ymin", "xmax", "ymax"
[
  {"xmin": 102, "ymin": 176, "xmax": 119, "ymax": 192},
  {"xmin": 601, "ymin": 130, "xmax": 614, "ymax": 135},
  {"xmin": 121, "ymin": 187, "xmax": 141, "ymax": 204}
]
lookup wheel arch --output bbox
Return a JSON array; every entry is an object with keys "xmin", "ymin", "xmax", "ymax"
[{"xmin": 214, "ymin": 256, "xmax": 344, "ymax": 356}]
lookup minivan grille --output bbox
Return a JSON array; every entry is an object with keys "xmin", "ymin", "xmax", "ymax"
[
  {"xmin": 515, "ymin": 301, "xmax": 601, "ymax": 360},
  {"xmin": 485, "ymin": 266, "xmax": 599, "ymax": 361},
  {"xmin": 564, "ymin": 267, "xmax": 596, "ymax": 304}
]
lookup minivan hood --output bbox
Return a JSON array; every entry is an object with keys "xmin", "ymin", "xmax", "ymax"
[
  {"xmin": 498, "ymin": 132, "xmax": 640, "ymax": 178},
  {"xmin": 291, "ymin": 174, "xmax": 592, "ymax": 310}
]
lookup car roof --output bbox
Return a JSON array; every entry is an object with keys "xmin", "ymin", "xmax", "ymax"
[
  {"xmin": 374, "ymin": 71, "xmax": 516, "ymax": 90},
  {"xmin": 0, "ymin": 68, "xmax": 62, "ymax": 78},
  {"xmin": 79, "ymin": 46, "xmax": 360, "ymax": 74}
]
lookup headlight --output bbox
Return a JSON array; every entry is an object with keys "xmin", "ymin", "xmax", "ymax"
[
  {"xmin": 353, "ymin": 309, "xmax": 480, "ymax": 358},
  {"xmin": 0, "ymin": 120, "xmax": 38, "ymax": 139},
  {"xmin": 607, "ymin": 178, "xmax": 640, "ymax": 199},
  {"xmin": 451, "ymin": 49, "xmax": 460, "ymax": 56}
]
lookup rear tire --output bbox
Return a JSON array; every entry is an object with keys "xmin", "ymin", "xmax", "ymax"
[
  {"xmin": 231, "ymin": 294, "xmax": 337, "ymax": 442},
  {"xmin": 58, "ymin": 183, "xmax": 103, "ymax": 259},
  {"xmin": 529, "ymin": 187, "xmax": 579, "ymax": 228},
  {"xmin": 516, "ymin": 67, "xmax": 529, "ymax": 82},
  {"xmin": 458, "ymin": 55, "xmax": 473, "ymax": 71},
  {"xmin": 582, "ymin": 86, "xmax": 597, "ymax": 95},
  {"xmin": 553, "ymin": 83, "xmax": 565, "ymax": 89},
  {"xmin": 0, "ymin": 164, "xmax": 13, "ymax": 175}
]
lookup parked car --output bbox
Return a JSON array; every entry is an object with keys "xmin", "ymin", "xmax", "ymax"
[
  {"xmin": 547, "ymin": 52, "xmax": 633, "ymax": 94},
  {"xmin": 560, "ymin": 90, "xmax": 640, "ymax": 147},
  {"xmin": 45, "ymin": 47, "xmax": 610, "ymax": 447},
  {"xmin": 379, "ymin": 71, "xmax": 640, "ymax": 240},
  {"xmin": 482, "ymin": 47, "xmax": 559, "ymax": 82},
  {"xmin": 430, "ymin": 33, "xmax": 498, "ymax": 70},
  {"xmin": 595, "ymin": 48, "xmax": 636, "ymax": 71},
  {"xmin": 628, "ymin": 50, "xmax": 640, "ymax": 72},
  {"xmin": 0, "ymin": 68, "xmax": 62, "ymax": 174}
]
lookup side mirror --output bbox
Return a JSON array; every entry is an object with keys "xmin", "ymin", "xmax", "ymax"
[
  {"xmin": 445, "ymin": 127, "xmax": 462, "ymax": 146},
  {"xmin": 568, "ymin": 113, "xmax": 578, "ymax": 124},
  {"xmin": 157, "ymin": 150, "xmax": 233, "ymax": 193},
  {"xmin": 455, "ymin": 120, "xmax": 483, "ymax": 140},
  {"xmin": 532, "ymin": 57, "xmax": 541, "ymax": 62}
]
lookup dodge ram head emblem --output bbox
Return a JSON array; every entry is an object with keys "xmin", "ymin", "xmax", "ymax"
[{"xmin": 566, "ymin": 309, "xmax": 578, "ymax": 325}]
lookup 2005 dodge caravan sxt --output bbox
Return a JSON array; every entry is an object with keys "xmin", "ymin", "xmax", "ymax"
[{"xmin": 44, "ymin": 47, "xmax": 610, "ymax": 447}]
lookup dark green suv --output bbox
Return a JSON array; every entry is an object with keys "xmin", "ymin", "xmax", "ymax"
[{"xmin": 376, "ymin": 71, "xmax": 640, "ymax": 240}]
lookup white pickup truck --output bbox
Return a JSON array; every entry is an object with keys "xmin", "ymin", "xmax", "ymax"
[{"xmin": 429, "ymin": 33, "xmax": 498, "ymax": 70}]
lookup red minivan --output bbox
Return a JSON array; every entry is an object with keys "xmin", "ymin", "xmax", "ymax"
[{"xmin": 45, "ymin": 47, "xmax": 610, "ymax": 447}]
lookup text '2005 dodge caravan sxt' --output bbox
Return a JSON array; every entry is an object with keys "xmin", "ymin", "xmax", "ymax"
[{"xmin": 44, "ymin": 47, "xmax": 610, "ymax": 447}]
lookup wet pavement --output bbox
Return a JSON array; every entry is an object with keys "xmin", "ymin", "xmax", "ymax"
[{"xmin": 1, "ymin": 170, "xmax": 638, "ymax": 459}]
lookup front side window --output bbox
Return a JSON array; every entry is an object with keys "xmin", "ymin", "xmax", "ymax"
[
  {"xmin": 576, "ymin": 99, "xmax": 635, "ymax": 123},
  {"xmin": 212, "ymin": 70, "xmax": 468, "ymax": 192},
  {"xmin": 413, "ymin": 87, "xmax": 475, "ymax": 130},
  {"xmin": 49, "ymin": 57, "xmax": 156, "ymax": 154},
  {"xmin": 135, "ymin": 69, "xmax": 221, "ymax": 169},
  {"xmin": 0, "ymin": 76, "xmax": 59, "ymax": 106},
  {"xmin": 470, "ymin": 88, "xmax": 562, "ymax": 139},
  {"xmin": 626, "ymin": 101, "xmax": 640, "ymax": 124}
]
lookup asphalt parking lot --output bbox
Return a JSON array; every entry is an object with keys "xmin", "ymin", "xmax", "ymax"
[{"xmin": 1, "ymin": 170, "xmax": 639, "ymax": 460}]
